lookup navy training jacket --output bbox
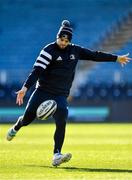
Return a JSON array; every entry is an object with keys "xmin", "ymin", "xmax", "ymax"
[{"xmin": 24, "ymin": 42, "xmax": 117, "ymax": 97}]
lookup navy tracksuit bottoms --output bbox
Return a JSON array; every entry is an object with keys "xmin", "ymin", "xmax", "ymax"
[{"xmin": 14, "ymin": 88, "xmax": 68, "ymax": 154}]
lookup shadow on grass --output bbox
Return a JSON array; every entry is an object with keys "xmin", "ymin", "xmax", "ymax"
[{"xmin": 24, "ymin": 165, "xmax": 132, "ymax": 173}]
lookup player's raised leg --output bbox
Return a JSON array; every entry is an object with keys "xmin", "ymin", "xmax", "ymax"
[{"xmin": 6, "ymin": 89, "xmax": 45, "ymax": 141}]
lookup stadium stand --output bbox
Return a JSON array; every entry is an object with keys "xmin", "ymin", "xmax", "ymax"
[
  {"xmin": 74, "ymin": 40, "xmax": 132, "ymax": 100},
  {"xmin": 0, "ymin": 0, "xmax": 132, "ymax": 102}
]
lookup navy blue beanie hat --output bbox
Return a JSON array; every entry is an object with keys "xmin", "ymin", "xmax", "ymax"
[{"xmin": 57, "ymin": 20, "xmax": 73, "ymax": 41}]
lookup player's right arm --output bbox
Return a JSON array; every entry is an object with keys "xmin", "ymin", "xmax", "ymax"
[{"xmin": 16, "ymin": 47, "xmax": 52, "ymax": 106}]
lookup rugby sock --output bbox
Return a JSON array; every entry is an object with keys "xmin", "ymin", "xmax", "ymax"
[{"xmin": 14, "ymin": 116, "xmax": 23, "ymax": 131}]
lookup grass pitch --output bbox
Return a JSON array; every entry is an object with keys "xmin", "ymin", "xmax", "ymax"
[{"xmin": 0, "ymin": 123, "xmax": 132, "ymax": 180}]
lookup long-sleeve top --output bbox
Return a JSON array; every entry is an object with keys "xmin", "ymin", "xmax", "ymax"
[{"xmin": 23, "ymin": 42, "xmax": 117, "ymax": 97}]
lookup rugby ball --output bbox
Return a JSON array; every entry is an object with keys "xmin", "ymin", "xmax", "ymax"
[{"xmin": 36, "ymin": 100, "xmax": 57, "ymax": 120}]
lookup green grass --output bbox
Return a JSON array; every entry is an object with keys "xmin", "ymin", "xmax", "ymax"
[{"xmin": 0, "ymin": 123, "xmax": 132, "ymax": 180}]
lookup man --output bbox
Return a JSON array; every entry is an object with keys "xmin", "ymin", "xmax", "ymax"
[{"xmin": 6, "ymin": 20, "xmax": 131, "ymax": 166}]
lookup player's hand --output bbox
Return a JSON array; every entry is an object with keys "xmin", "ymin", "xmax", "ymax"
[
  {"xmin": 16, "ymin": 86, "xmax": 27, "ymax": 106},
  {"xmin": 67, "ymin": 95, "xmax": 73, "ymax": 103},
  {"xmin": 117, "ymin": 53, "xmax": 132, "ymax": 67}
]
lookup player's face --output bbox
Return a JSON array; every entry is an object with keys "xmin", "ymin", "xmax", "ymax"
[{"xmin": 57, "ymin": 37, "xmax": 70, "ymax": 49}]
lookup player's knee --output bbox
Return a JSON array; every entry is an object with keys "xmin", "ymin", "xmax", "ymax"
[
  {"xmin": 53, "ymin": 108, "xmax": 68, "ymax": 127},
  {"xmin": 54, "ymin": 108, "xmax": 68, "ymax": 119},
  {"xmin": 21, "ymin": 109, "xmax": 36, "ymax": 126}
]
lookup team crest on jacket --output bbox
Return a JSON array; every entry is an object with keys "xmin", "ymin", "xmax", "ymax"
[{"xmin": 70, "ymin": 54, "xmax": 75, "ymax": 60}]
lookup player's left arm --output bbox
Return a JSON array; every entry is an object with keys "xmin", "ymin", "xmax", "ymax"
[{"xmin": 77, "ymin": 46, "xmax": 132, "ymax": 66}]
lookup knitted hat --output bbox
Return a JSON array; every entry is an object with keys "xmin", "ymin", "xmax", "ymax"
[{"xmin": 57, "ymin": 20, "xmax": 73, "ymax": 41}]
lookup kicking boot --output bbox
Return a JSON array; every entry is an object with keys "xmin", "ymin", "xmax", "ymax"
[
  {"xmin": 6, "ymin": 127, "xmax": 17, "ymax": 141},
  {"xmin": 6, "ymin": 116, "xmax": 23, "ymax": 141},
  {"xmin": 52, "ymin": 153, "xmax": 72, "ymax": 167}
]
